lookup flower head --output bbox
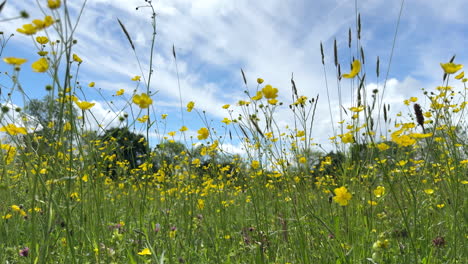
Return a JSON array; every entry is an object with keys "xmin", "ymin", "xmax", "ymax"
[
  {"xmin": 75, "ymin": 100, "xmax": 95, "ymax": 110},
  {"xmin": 257, "ymin": 78, "xmax": 264, "ymax": 84},
  {"xmin": 131, "ymin": 75, "xmax": 141, "ymax": 81},
  {"xmin": 17, "ymin": 24, "xmax": 37, "ymax": 35},
  {"xmin": 187, "ymin": 101, "xmax": 195, "ymax": 112},
  {"xmin": 3, "ymin": 57, "xmax": 27, "ymax": 66},
  {"xmin": 31, "ymin": 57, "xmax": 49, "ymax": 72},
  {"xmin": 342, "ymin": 60, "xmax": 361, "ymax": 79},
  {"xmin": 19, "ymin": 247, "xmax": 29, "ymax": 257},
  {"xmin": 0, "ymin": 124, "xmax": 27, "ymax": 135},
  {"xmin": 116, "ymin": 89, "xmax": 125, "ymax": 96},
  {"xmin": 262, "ymin": 84, "xmax": 278, "ymax": 99},
  {"xmin": 132, "ymin": 93, "xmax": 153, "ymax": 109},
  {"xmin": 440, "ymin": 62, "xmax": 463, "ymax": 74},
  {"xmin": 374, "ymin": 186, "xmax": 385, "ymax": 198},
  {"xmin": 36, "ymin": 36, "xmax": 49, "ymax": 44},
  {"xmin": 197, "ymin": 127, "xmax": 209, "ymax": 140},
  {"xmin": 47, "ymin": 0, "xmax": 61, "ymax": 9},
  {"xmin": 333, "ymin": 186, "xmax": 352, "ymax": 206},
  {"xmin": 137, "ymin": 248, "xmax": 151, "ymax": 256},
  {"xmin": 73, "ymin": 54, "xmax": 83, "ymax": 63}
]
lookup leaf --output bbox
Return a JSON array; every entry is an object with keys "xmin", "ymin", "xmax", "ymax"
[{"xmin": 117, "ymin": 18, "xmax": 135, "ymax": 50}]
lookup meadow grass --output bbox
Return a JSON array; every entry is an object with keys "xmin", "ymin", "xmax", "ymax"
[{"xmin": 0, "ymin": 1, "xmax": 467, "ymax": 263}]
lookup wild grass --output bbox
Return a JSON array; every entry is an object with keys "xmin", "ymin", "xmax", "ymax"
[{"xmin": 0, "ymin": 1, "xmax": 467, "ymax": 263}]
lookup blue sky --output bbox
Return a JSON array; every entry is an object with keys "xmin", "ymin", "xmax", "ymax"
[{"xmin": 1, "ymin": 0, "xmax": 467, "ymax": 153}]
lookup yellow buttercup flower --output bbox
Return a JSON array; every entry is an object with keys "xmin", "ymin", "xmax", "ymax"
[
  {"xmin": 251, "ymin": 91, "xmax": 263, "ymax": 101},
  {"xmin": 197, "ymin": 127, "xmax": 209, "ymax": 140},
  {"xmin": 0, "ymin": 124, "xmax": 27, "ymax": 135},
  {"xmin": 75, "ymin": 100, "xmax": 95, "ymax": 110},
  {"xmin": 132, "ymin": 93, "xmax": 153, "ymax": 109},
  {"xmin": 262, "ymin": 84, "xmax": 278, "ymax": 99},
  {"xmin": 179, "ymin": 126, "xmax": 188, "ymax": 132},
  {"xmin": 440, "ymin": 62, "xmax": 463, "ymax": 74},
  {"xmin": 31, "ymin": 57, "xmax": 49, "ymax": 72},
  {"xmin": 36, "ymin": 36, "xmax": 49, "ymax": 44},
  {"xmin": 257, "ymin": 78, "xmax": 264, "ymax": 84},
  {"xmin": 131, "ymin": 75, "xmax": 141, "ymax": 81},
  {"xmin": 342, "ymin": 60, "xmax": 361, "ymax": 79},
  {"xmin": 137, "ymin": 115, "xmax": 149, "ymax": 123},
  {"xmin": 73, "ymin": 54, "xmax": 83, "ymax": 63},
  {"xmin": 47, "ymin": 0, "xmax": 61, "ymax": 9},
  {"xmin": 221, "ymin": 118, "xmax": 231, "ymax": 125},
  {"xmin": 88, "ymin": 82, "xmax": 95, "ymax": 88},
  {"xmin": 374, "ymin": 186, "xmax": 385, "ymax": 198},
  {"xmin": 187, "ymin": 101, "xmax": 195, "ymax": 112},
  {"xmin": 33, "ymin": 16, "xmax": 54, "ymax": 30},
  {"xmin": 333, "ymin": 186, "xmax": 352, "ymax": 206},
  {"xmin": 350, "ymin": 105, "xmax": 364, "ymax": 112},
  {"xmin": 3, "ymin": 57, "xmax": 27, "ymax": 66},
  {"xmin": 137, "ymin": 248, "xmax": 151, "ymax": 256},
  {"xmin": 222, "ymin": 104, "xmax": 230, "ymax": 109},
  {"xmin": 17, "ymin": 24, "xmax": 37, "ymax": 35},
  {"xmin": 455, "ymin": 71, "xmax": 464, "ymax": 80},
  {"xmin": 116, "ymin": 89, "xmax": 125, "ymax": 96}
]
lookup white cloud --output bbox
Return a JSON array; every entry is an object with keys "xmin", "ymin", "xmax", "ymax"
[{"xmin": 2, "ymin": 0, "xmax": 467, "ymax": 151}]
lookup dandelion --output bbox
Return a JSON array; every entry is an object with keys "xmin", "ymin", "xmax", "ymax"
[
  {"xmin": 132, "ymin": 93, "xmax": 153, "ymax": 109},
  {"xmin": 333, "ymin": 186, "xmax": 352, "ymax": 206},
  {"xmin": 342, "ymin": 60, "xmax": 361, "ymax": 78},
  {"xmin": 440, "ymin": 62, "xmax": 463, "ymax": 74},
  {"xmin": 31, "ymin": 57, "xmax": 49, "ymax": 72},
  {"xmin": 3, "ymin": 57, "xmax": 28, "ymax": 66},
  {"xmin": 137, "ymin": 248, "xmax": 151, "ymax": 256},
  {"xmin": 197, "ymin": 127, "xmax": 209, "ymax": 140},
  {"xmin": 187, "ymin": 101, "xmax": 195, "ymax": 112}
]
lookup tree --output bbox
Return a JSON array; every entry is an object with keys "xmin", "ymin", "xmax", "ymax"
[{"xmin": 99, "ymin": 127, "xmax": 149, "ymax": 172}]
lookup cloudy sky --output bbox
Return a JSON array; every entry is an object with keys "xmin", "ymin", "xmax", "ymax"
[{"xmin": 1, "ymin": 0, "xmax": 467, "ymax": 152}]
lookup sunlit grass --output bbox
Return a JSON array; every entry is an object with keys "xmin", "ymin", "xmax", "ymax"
[{"xmin": 0, "ymin": 1, "xmax": 466, "ymax": 263}]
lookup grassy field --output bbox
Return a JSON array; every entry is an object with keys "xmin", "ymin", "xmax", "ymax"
[{"xmin": 0, "ymin": 1, "xmax": 467, "ymax": 263}]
